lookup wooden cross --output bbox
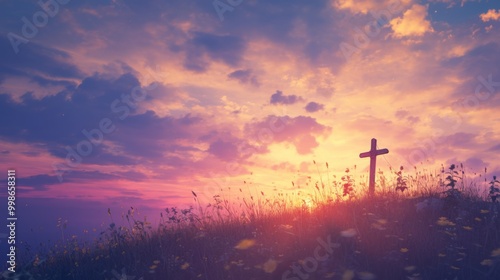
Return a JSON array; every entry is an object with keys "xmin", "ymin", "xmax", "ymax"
[{"xmin": 359, "ymin": 138, "xmax": 389, "ymax": 196}]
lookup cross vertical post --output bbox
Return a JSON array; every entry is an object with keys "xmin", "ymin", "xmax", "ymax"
[{"xmin": 359, "ymin": 138, "xmax": 389, "ymax": 196}]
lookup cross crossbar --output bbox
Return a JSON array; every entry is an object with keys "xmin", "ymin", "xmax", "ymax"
[{"xmin": 359, "ymin": 138, "xmax": 389, "ymax": 196}]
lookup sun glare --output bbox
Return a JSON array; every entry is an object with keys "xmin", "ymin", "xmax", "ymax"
[{"xmin": 303, "ymin": 197, "xmax": 314, "ymax": 210}]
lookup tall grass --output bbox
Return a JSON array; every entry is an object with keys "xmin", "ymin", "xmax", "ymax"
[{"xmin": 5, "ymin": 163, "xmax": 500, "ymax": 280}]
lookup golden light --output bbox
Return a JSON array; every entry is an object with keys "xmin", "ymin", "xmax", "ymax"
[{"xmin": 302, "ymin": 197, "xmax": 313, "ymax": 210}]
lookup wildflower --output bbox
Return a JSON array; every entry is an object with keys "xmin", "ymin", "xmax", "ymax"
[
  {"xmin": 481, "ymin": 259, "xmax": 494, "ymax": 266},
  {"xmin": 279, "ymin": 224, "xmax": 293, "ymax": 230},
  {"xmin": 377, "ymin": 219, "xmax": 388, "ymax": 225},
  {"xmin": 181, "ymin": 262, "xmax": 190, "ymax": 270},
  {"xmin": 436, "ymin": 217, "xmax": 455, "ymax": 226},
  {"xmin": 372, "ymin": 219, "xmax": 387, "ymax": 230},
  {"xmin": 341, "ymin": 228, "xmax": 357, "ymax": 238},
  {"xmin": 111, "ymin": 268, "xmax": 137, "ymax": 280},
  {"xmin": 234, "ymin": 239, "xmax": 256, "ymax": 250},
  {"xmin": 491, "ymin": 248, "xmax": 500, "ymax": 257},
  {"xmin": 262, "ymin": 258, "xmax": 277, "ymax": 273}
]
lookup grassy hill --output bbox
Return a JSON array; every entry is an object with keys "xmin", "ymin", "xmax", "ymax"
[{"xmin": 5, "ymin": 165, "xmax": 500, "ymax": 280}]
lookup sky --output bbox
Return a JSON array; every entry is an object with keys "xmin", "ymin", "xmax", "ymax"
[{"xmin": 0, "ymin": 0, "xmax": 500, "ymax": 249}]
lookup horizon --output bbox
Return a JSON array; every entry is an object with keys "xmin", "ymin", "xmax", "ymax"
[{"xmin": 1, "ymin": 0, "xmax": 500, "ymax": 267}]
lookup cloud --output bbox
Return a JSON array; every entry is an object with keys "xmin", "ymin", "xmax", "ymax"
[
  {"xmin": 305, "ymin": 102, "xmax": 324, "ymax": 112},
  {"xmin": 431, "ymin": 0, "xmax": 481, "ymax": 7},
  {"xmin": 390, "ymin": 4, "xmax": 433, "ymax": 38},
  {"xmin": 16, "ymin": 174, "xmax": 59, "ymax": 191},
  {"xmin": 333, "ymin": 0, "xmax": 411, "ymax": 15},
  {"xmin": 0, "ymin": 35, "xmax": 83, "ymax": 87},
  {"xmin": 489, "ymin": 144, "xmax": 500, "ymax": 151},
  {"xmin": 196, "ymin": 0, "xmax": 348, "ymax": 73},
  {"xmin": 395, "ymin": 109, "xmax": 409, "ymax": 118},
  {"xmin": 480, "ymin": 9, "xmax": 500, "ymax": 22},
  {"xmin": 395, "ymin": 110, "xmax": 420, "ymax": 123},
  {"xmin": 427, "ymin": 0, "xmax": 473, "ymax": 8},
  {"xmin": 183, "ymin": 32, "xmax": 246, "ymax": 72},
  {"xmin": 15, "ymin": 169, "xmax": 148, "ymax": 192},
  {"xmin": 441, "ymin": 132, "xmax": 477, "ymax": 149},
  {"xmin": 271, "ymin": 162, "xmax": 296, "ymax": 172},
  {"xmin": 245, "ymin": 115, "xmax": 331, "ymax": 154},
  {"xmin": 0, "ymin": 70, "xmax": 206, "ymax": 171},
  {"xmin": 227, "ymin": 69, "xmax": 260, "ymax": 86},
  {"xmin": 207, "ymin": 139, "xmax": 240, "ymax": 161},
  {"xmin": 270, "ymin": 90, "xmax": 303, "ymax": 105},
  {"xmin": 0, "ymin": 73, "xmax": 143, "ymax": 147},
  {"xmin": 114, "ymin": 111, "xmax": 203, "ymax": 160},
  {"xmin": 0, "ymin": 60, "xmax": 289, "ymax": 184},
  {"xmin": 464, "ymin": 157, "xmax": 489, "ymax": 171},
  {"xmin": 443, "ymin": 42, "xmax": 500, "ymax": 102},
  {"xmin": 406, "ymin": 116, "xmax": 420, "ymax": 124}
]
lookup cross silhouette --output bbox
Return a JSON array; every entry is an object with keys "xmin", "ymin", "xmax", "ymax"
[{"xmin": 359, "ymin": 138, "xmax": 389, "ymax": 196}]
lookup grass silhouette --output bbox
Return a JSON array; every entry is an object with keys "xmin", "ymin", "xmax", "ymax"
[{"xmin": 4, "ymin": 164, "xmax": 500, "ymax": 280}]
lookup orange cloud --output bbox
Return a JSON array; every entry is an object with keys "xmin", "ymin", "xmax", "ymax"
[
  {"xmin": 333, "ymin": 0, "xmax": 412, "ymax": 14},
  {"xmin": 390, "ymin": 4, "xmax": 433, "ymax": 38},
  {"xmin": 480, "ymin": 9, "xmax": 500, "ymax": 22}
]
